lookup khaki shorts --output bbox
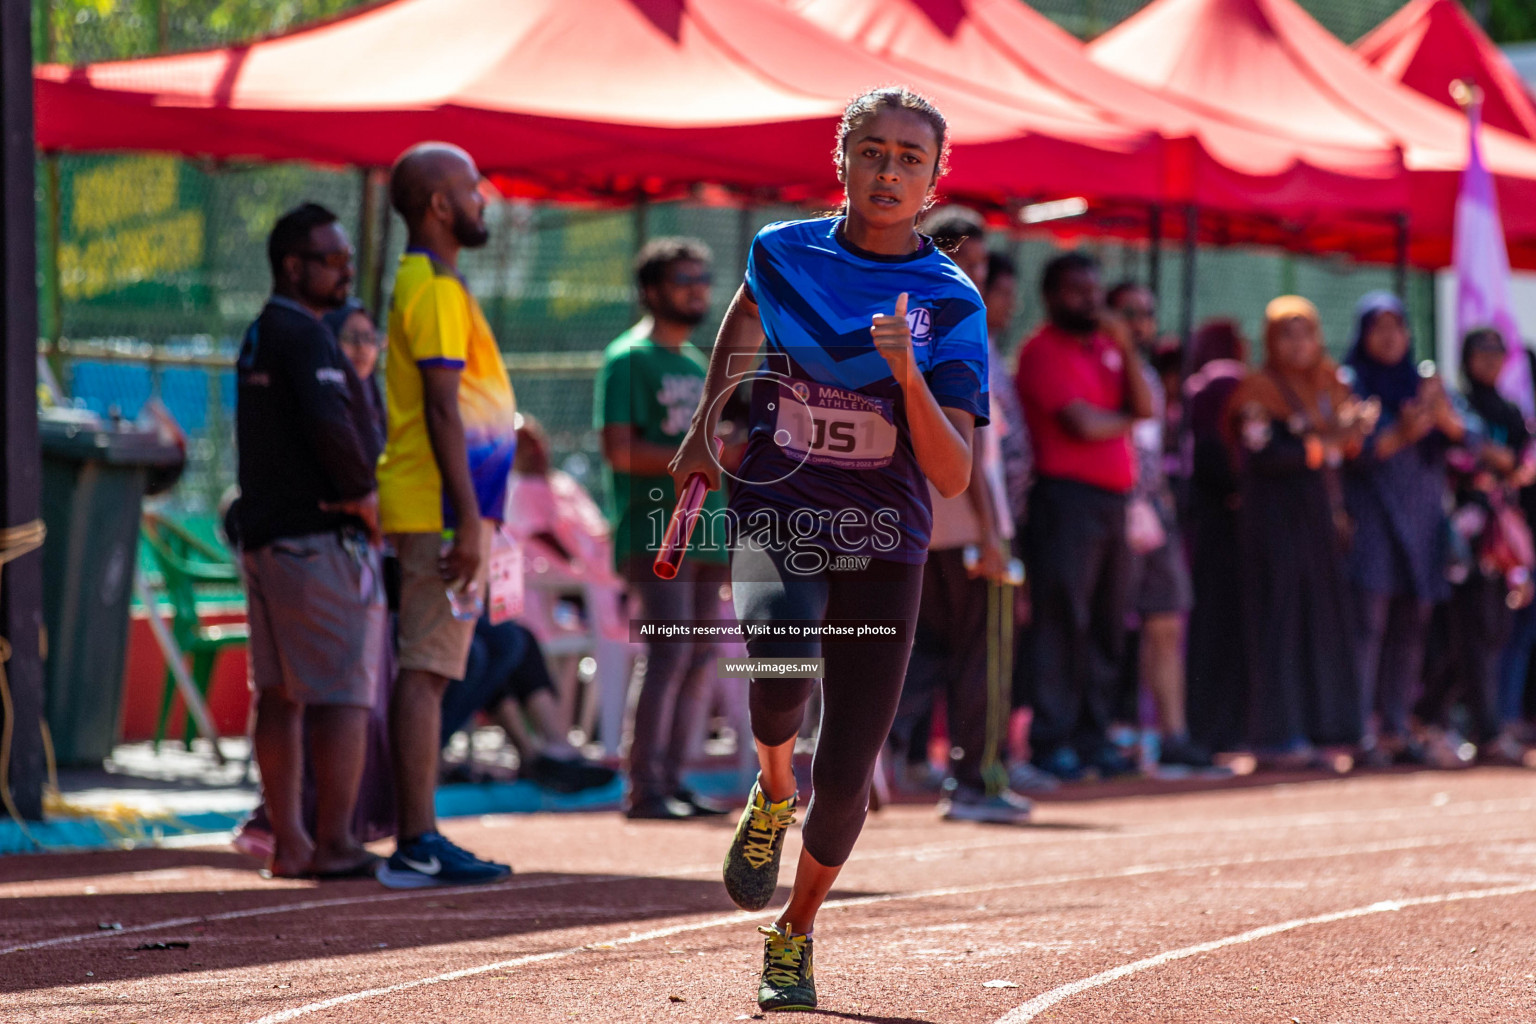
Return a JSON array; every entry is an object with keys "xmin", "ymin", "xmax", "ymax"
[
  {"xmin": 391, "ymin": 523, "xmax": 493, "ymax": 680},
  {"xmin": 245, "ymin": 530, "xmax": 385, "ymax": 708}
]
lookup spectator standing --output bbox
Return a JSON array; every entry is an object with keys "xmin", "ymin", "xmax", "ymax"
[
  {"xmin": 1224, "ymin": 296, "xmax": 1367, "ymax": 768},
  {"xmin": 1182, "ymin": 320, "xmax": 1251, "ymax": 753},
  {"xmin": 1341, "ymin": 292, "xmax": 1462, "ymax": 766},
  {"xmin": 1106, "ymin": 281, "xmax": 1206, "ymax": 770},
  {"xmin": 597, "ymin": 238, "xmax": 732, "ymax": 820},
  {"xmin": 900, "ymin": 208, "xmax": 1030, "ymax": 823},
  {"xmin": 982, "ymin": 252, "xmax": 1032, "ymax": 524},
  {"xmin": 375, "ymin": 143, "xmax": 516, "ymax": 888},
  {"xmin": 330, "ymin": 298, "xmax": 387, "ymax": 435},
  {"xmin": 1014, "ymin": 252, "xmax": 1152, "ymax": 781},
  {"xmin": 321, "ymin": 299, "xmax": 396, "ymax": 843},
  {"xmin": 981, "ymin": 251, "xmax": 1053, "ymax": 793},
  {"xmin": 1496, "ymin": 343, "xmax": 1536, "ymax": 759},
  {"xmin": 230, "ymin": 298, "xmax": 397, "ymax": 863},
  {"xmin": 1419, "ymin": 328, "xmax": 1532, "ymax": 763},
  {"xmin": 235, "ymin": 203, "xmax": 385, "ymax": 880}
]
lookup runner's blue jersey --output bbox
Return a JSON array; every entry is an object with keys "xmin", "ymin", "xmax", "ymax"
[{"xmin": 732, "ymin": 216, "xmax": 989, "ymax": 564}]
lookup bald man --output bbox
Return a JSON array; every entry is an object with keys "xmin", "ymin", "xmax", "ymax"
[{"xmin": 376, "ymin": 143, "xmax": 517, "ymax": 888}]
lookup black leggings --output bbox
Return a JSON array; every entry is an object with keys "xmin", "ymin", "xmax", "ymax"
[{"xmin": 731, "ymin": 543, "xmax": 923, "ymax": 867}]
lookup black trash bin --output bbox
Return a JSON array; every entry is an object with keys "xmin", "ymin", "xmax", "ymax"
[{"xmin": 39, "ymin": 409, "xmax": 185, "ymax": 766}]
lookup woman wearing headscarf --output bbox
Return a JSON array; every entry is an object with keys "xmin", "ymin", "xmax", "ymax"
[
  {"xmin": 1418, "ymin": 328, "xmax": 1533, "ymax": 764},
  {"xmin": 1494, "ymin": 344, "xmax": 1536, "ymax": 762},
  {"xmin": 1341, "ymin": 292, "xmax": 1463, "ymax": 766},
  {"xmin": 1182, "ymin": 319, "xmax": 1251, "ymax": 753},
  {"xmin": 1224, "ymin": 297, "xmax": 1372, "ymax": 767}
]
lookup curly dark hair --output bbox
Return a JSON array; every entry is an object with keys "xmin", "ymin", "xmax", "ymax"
[
  {"xmin": 634, "ymin": 236, "xmax": 713, "ymax": 292},
  {"xmin": 920, "ymin": 206, "xmax": 986, "ymax": 252}
]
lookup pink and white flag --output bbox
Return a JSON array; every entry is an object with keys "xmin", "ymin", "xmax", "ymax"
[{"xmin": 1455, "ymin": 98, "xmax": 1530, "ymax": 415}]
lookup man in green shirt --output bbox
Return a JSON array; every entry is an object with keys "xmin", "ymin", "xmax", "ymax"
[{"xmin": 598, "ymin": 237, "xmax": 731, "ymax": 820}]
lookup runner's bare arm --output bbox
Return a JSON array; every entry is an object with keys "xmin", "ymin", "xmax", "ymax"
[
  {"xmin": 873, "ymin": 293, "xmax": 973, "ymax": 498},
  {"xmin": 911, "ymin": 408, "xmax": 975, "ymax": 499},
  {"xmin": 670, "ymin": 284, "xmax": 765, "ymax": 492}
]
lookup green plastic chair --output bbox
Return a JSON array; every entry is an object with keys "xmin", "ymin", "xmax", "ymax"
[{"xmin": 140, "ymin": 511, "xmax": 248, "ymax": 751}]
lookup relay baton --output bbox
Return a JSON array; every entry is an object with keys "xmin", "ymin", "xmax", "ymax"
[{"xmin": 653, "ymin": 436, "xmax": 725, "ymax": 579}]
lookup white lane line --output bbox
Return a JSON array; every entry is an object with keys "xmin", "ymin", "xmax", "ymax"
[
  {"xmin": 240, "ymin": 830, "xmax": 1536, "ymax": 1024},
  {"xmin": 244, "ymin": 913, "xmax": 774, "ymax": 1024},
  {"xmin": 6, "ymin": 793, "xmax": 1530, "ymax": 957},
  {"xmin": 156, "ymin": 830, "xmax": 238, "ymax": 849},
  {"xmin": 995, "ymin": 881, "xmax": 1536, "ymax": 1023}
]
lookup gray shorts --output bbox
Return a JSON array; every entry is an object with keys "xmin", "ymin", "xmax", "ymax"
[{"xmin": 244, "ymin": 530, "xmax": 386, "ymax": 708}]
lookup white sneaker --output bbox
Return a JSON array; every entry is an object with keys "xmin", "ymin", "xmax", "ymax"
[{"xmin": 940, "ymin": 785, "xmax": 1033, "ymax": 824}]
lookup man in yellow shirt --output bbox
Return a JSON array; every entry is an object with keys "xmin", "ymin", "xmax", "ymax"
[{"xmin": 376, "ymin": 143, "xmax": 517, "ymax": 889}]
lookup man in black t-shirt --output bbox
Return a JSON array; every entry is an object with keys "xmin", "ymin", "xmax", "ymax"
[{"xmin": 235, "ymin": 202, "xmax": 385, "ymax": 880}]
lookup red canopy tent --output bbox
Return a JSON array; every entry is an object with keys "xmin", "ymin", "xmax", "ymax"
[
  {"xmin": 1088, "ymin": 0, "xmax": 1536, "ymax": 269},
  {"xmin": 1355, "ymin": 0, "xmax": 1536, "ymax": 141},
  {"xmin": 32, "ymin": 0, "xmax": 1162, "ymax": 205},
  {"xmin": 781, "ymin": 0, "xmax": 1409, "ymax": 241}
]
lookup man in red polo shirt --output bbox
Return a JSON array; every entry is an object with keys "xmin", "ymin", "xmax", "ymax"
[{"xmin": 1014, "ymin": 251, "xmax": 1152, "ymax": 781}]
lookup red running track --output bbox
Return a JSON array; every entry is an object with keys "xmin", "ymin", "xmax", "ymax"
[{"xmin": 4, "ymin": 768, "xmax": 1536, "ymax": 1023}]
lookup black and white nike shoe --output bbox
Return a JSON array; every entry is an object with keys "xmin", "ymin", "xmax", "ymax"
[{"xmin": 376, "ymin": 831, "xmax": 512, "ymax": 889}]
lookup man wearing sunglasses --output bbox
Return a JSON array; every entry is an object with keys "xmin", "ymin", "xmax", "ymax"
[
  {"xmin": 235, "ymin": 202, "xmax": 385, "ymax": 880},
  {"xmin": 597, "ymin": 237, "xmax": 731, "ymax": 819}
]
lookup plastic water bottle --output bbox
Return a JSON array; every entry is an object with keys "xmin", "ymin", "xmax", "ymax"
[
  {"xmin": 441, "ymin": 533, "xmax": 483, "ymax": 621},
  {"xmin": 446, "ymin": 580, "xmax": 483, "ymax": 622}
]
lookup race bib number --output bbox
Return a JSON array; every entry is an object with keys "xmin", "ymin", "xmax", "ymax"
[
  {"xmin": 774, "ymin": 377, "xmax": 896, "ymax": 470},
  {"xmin": 487, "ymin": 527, "xmax": 524, "ymax": 625}
]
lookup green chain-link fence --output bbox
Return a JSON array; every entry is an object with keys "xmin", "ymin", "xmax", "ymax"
[
  {"xmin": 33, "ymin": 0, "xmax": 1451, "ymax": 516},
  {"xmin": 1033, "ymin": 0, "xmax": 1419, "ymax": 41}
]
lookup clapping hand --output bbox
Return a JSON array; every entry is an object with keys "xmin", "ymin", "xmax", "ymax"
[{"xmin": 1339, "ymin": 395, "xmax": 1382, "ymax": 438}]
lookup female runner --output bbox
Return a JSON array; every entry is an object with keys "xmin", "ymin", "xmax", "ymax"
[{"xmin": 670, "ymin": 87, "xmax": 989, "ymax": 1012}]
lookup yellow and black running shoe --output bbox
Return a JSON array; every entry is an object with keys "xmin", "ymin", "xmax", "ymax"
[
  {"xmin": 722, "ymin": 775, "xmax": 796, "ymax": 911},
  {"xmin": 757, "ymin": 924, "xmax": 815, "ymax": 1012}
]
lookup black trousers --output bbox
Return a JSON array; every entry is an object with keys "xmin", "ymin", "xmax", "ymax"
[
  {"xmin": 900, "ymin": 547, "xmax": 996, "ymax": 790},
  {"xmin": 732, "ymin": 543, "xmax": 923, "ymax": 867},
  {"xmin": 625, "ymin": 558, "xmax": 732, "ymax": 800},
  {"xmin": 1022, "ymin": 477, "xmax": 1131, "ymax": 758},
  {"xmin": 1420, "ymin": 574, "xmax": 1509, "ymax": 743}
]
